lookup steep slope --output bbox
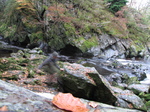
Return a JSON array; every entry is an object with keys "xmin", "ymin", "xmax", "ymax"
[{"xmin": 0, "ymin": 0, "xmax": 149, "ymax": 58}]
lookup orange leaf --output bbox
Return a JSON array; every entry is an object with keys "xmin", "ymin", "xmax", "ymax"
[
  {"xmin": 88, "ymin": 101, "xmax": 98, "ymax": 108},
  {"xmin": 0, "ymin": 106, "xmax": 8, "ymax": 111},
  {"xmin": 52, "ymin": 93, "xmax": 89, "ymax": 112},
  {"xmin": 94, "ymin": 109, "xmax": 101, "ymax": 112}
]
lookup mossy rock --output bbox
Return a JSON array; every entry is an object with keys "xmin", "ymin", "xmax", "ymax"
[
  {"xmin": 146, "ymin": 101, "xmax": 150, "ymax": 110},
  {"xmin": 121, "ymin": 73, "xmax": 129, "ymax": 82},
  {"xmin": 139, "ymin": 92, "xmax": 150, "ymax": 101},
  {"xmin": 0, "ymin": 58, "xmax": 23, "ymax": 71},
  {"xmin": 126, "ymin": 77, "xmax": 140, "ymax": 85},
  {"xmin": 73, "ymin": 36, "xmax": 99, "ymax": 52}
]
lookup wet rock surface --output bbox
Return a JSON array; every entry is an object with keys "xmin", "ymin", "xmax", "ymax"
[
  {"xmin": 127, "ymin": 84, "xmax": 150, "ymax": 94},
  {"xmin": 0, "ymin": 48, "xmax": 149, "ymax": 111},
  {"xmin": 88, "ymin": 34, "xmax": 131, "ymax": 58},
  {"xmin": 112, "ymin": 87, "xmax": 147, "ymax": 111},
  {"xmin": 58, "ymin": 62, "xmax": 148, "ymax": 111},
  {"xmin": 0, "ymin": 79, "xmax": 144, "ymax": 112},
  {"xmin": 58, "ymin": 62, "xmax": 117, "ymax": 105},
  {"xmin": 0, "ymin": 80, "xmax": 64, "ymax": 112}
]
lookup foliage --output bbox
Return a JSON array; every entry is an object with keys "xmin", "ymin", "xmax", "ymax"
[
  {"xmin": 0, "ymin": 0, "xmax": 18, "ymax": 37},
  {"xmin": 104, "ymin": 0, "xmax": 128, "ymax": 13},
  {"xmin": 0, "ymin": 0, "xmax": 45, "ymax": 43},
  {"xmin": 0, "ymin": 0, "xmax": 7, "ymax": 15},
  {"xmin": 139, "ymin": 92, "xmax": 150, "ymax": 109},
  {"xmin": 124, "ymin": 7, "xmax": 150, "ymax": 49},
  {"xmin": 0, "ymin": 0, "xmax": 149, "ymax": 52},
  {"xmin": 0, "ymin": 0, "xmax": 130, "ymax": 50}
]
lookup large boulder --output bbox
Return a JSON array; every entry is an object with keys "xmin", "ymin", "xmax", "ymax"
[
  {"xmin": 58, "ymin": 62, "xmax": 148, "ymax": 111},
  {"xmin": 112, "ymin": 87, "xmax": 147, "ymax": 111},
  {"xmin": 0, "ymin": 80, "xmax": 64, "ymax": 112},
  {"xmin": 0, "ymin": 77, "xmax": 143, "ymax": 112},
  {"xmin": 37, "ymin": 92, "xmax": 143, "ymax": 112},
  {"xmin": 58, "ymin": 62, "xmax": 117, "ymax": 105}
]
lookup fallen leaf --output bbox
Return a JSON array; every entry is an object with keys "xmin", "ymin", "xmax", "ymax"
[
  {"xmin": 0, "ymin": 106, "xmax": 8, "ymax": 111},
  {"xmin": 94, "ymin": 109, "xmax": 101, "ymax": 112},
  {"xmin": 89, "ymin": 101, "xmax": 98, "ymax": 108},
  {"xmin": 52, "ymin": 93, "xmax": 89, "ymax": 112},
  {"xmin": 128, "ymin": 103, "xmax": 134, "ymax": 109}
]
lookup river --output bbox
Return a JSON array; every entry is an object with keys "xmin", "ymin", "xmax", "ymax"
[
  {"xmin": 0, "ymin": 45, "xmax": 149, "ymax": 85},
  {"xmin": 117, "ymin": 59, "xmax": 150, "ymax": 85}
]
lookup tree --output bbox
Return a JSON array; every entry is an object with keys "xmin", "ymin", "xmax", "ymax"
[
  {"xmin": 127, "ymin": 0, "xmax": 150, "ymax": 52},
  {"xmin": 105, "ymin": 0, "xmax": 128, "ymax": 13}
]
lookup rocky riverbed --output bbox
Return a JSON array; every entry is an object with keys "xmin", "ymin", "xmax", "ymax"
[{"xmin": 0, "ymin": 48, "xmax": 150, "ymax": 111}]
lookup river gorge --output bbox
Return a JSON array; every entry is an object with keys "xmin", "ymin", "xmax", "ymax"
[{"xmin": 0, "ymin": 40, "xmax": 150, "ymax": 111}]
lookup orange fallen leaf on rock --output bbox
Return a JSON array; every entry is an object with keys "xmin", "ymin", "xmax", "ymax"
[
  {"xmin": 94, "ymin": 109, "xmax": 101, "ymax": 112},
  {"xmin": 52, "ymin": 93, "xmax": 89, "ymax": 112},
  {"xmin": 88, "ymin": 101, "xmax": 98, "ymax": 108},
  {"xmin": 0, "ymin": 106, "xmax": 8, "ymax": 111}
]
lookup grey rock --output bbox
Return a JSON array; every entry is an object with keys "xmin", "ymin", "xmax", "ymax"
[
  {"xmin": 58, "ymin": 62, "xmax": 117, "ymax": 105},
  {"xmin": 0, "ymin": 80, "xmax": 64, "ymax": 112},
  {"xmin": 28, "ymin": 49, "xmax": 38, "ymax": 54},
  {"xmin": 112, "ymin": 87, "xmax": 147, "ymax": 111},
  {"xmin": 128, "ymin": 84, "xmax": 150, "ymax": 94},
  {"xmin": 99, "ymin": 34, "xmax": 117, "ymax": 49}
]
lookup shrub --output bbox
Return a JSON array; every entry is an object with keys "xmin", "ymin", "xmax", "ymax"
[{"xmin": 105, "ymin": 0, "xmax": 128, "ymax": 13}]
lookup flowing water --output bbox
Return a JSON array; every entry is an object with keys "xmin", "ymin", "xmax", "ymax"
[
  {"xmin": 117, "ymin": 59, "xmax": 150, "ymax": 85},
  {"xmin": 82, "ymin": 57, "xmax": 150, "ymax": 85},
  {"xmin": 0, "ymin": 40, "xmax": 149, "ymax": 85}
]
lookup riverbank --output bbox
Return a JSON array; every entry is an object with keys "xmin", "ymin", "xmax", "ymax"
[{"xmin": 0, "ymin": 48, "xmax": 149, "ymax": 111}]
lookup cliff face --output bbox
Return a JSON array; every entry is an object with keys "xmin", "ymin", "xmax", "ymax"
[
  {"xmin": 0, "ymin": 0, "xmax": 149, "ymax": 58},
  {"xmin": 42, "ymin": 0, "xmax": 132, "ymax": 58},
  {"xmin": 86, "ymin": 34, "xmax": 131, "ymax": 58}
]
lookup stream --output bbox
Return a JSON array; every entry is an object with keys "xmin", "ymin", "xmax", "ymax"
[
  {"xmin": 65, "ymin": 56, "xmax": 150, "ymax": 85},
  {"xmin": 0, "ymin": 50, "xmax": 150, "ymax": 85},
  {"xmin": 117, "ymin": 59, "xmax": 150, "ymax": 85}
]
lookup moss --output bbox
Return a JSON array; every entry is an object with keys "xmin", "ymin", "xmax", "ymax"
[
  {"xmin": 139, "ymin": 92, "xmax": 150, "ymax": 110},
  {"xmin": 126, "ymin": 77, "xmax": 140, "ymax": 85},
  {"xmin": 82, "ymin": 36, "xmax": 99, "ymax": 50},
  {"xmin": 64, "ymin": 23, "xmax": 76, "ymax": 37},
  {"xmin": 72, "ymin": 35, "xmax": 99, "ymax": 52},
  {"xmin": 103, "ymin": 22, "xmax": 128, "ymax": 38},
  {"xmin": 1, "ymin": 0, "xmax": 149, "ymax": 50},
  {"xmin": 63, "ymin": 0, "xmax": 127, "ymax": 39},
  {"xmin": 29, "ymin": 31, "xmax": 43, "ymax": 42},
  {"xmin": 0, "ymin": 58, "xmax": 23, "ymax": 71},
  {"xmin": 146, "ymin": 101, "xmax": 150, "ymax": 109},
  {"xmin": 27, "ymin": 70, "xmax": 35, "ymax": 78},
  {"xmin": 139, "ymin": 92, "xmax": 150, "ymax": 101},
  {"xmin": 134, "ymin": 42, "xmax": 145, "ymax": 51}
]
